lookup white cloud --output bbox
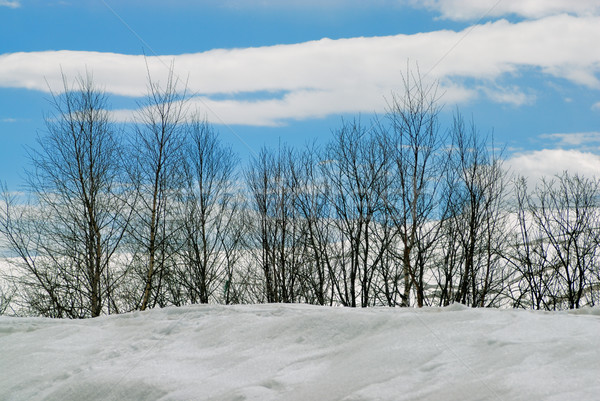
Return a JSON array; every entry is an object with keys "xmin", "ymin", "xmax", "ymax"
[
  {"xmin": 0, "ymin": 0, "xmax": 20, "ymax": 8},
  {"xmin": 479, "ymin": 85, "xmax": 535, "ymax": 106},
  {"xmin": 592, "ymin": 102, "xmax": 600, "ymax": 111},
  {"xmin": 413, "ymin": 0, "xmax": 600, "ymax": 21},
  {"xmin": 539, "ymin": 132, "xmax": 600, "ymax": 147},
  {"xmin": 506, "ymin": 149, "xmax": 600, "ymax": 182},
  {"xmin": 220, "ymin": 0, "xmax": 379, "ymax": 9},
  {"xmin": 112, "ymin": 84, "xmax": 476, "ymax": 127},
  {"xmin": 135, "ymin": 0, "xmax": 600, "ymax": 17},
  {"xmin": 127, "ymin": 0, "xmax": 374, "ymax": 9},
  {"xmin": 1, "ymin": 15, "xmax": 600, "ymax": 125}
]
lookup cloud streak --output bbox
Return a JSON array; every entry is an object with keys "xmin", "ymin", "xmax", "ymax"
[
  {"xmin": 1, "ymin": 14, "xmax": 600, "ymax": 125},
  {"xmin": 0, "ymin": 0, "xmax": 20, "ymax": 8},
  {"xmin": 539, "ymin": 132, "xmax": 600, "ymax": 147},
  {"xmin": 413, "ymin": 0, "xmax": 600, "ymax": 21}
]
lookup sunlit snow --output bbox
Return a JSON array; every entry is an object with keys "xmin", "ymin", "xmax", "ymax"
[{"xmin": 1, "ymin": 304, "xmax": 599, "ymax": 400}]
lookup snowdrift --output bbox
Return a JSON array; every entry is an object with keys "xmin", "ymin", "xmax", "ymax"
[{"xmin": 1, "ymin": 304, "xmax": 599, "ymax": 400}]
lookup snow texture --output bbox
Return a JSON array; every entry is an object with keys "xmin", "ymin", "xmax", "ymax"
[{"xmin": 1, "ymin": 304, "xmax": 599, "ymax": 400}]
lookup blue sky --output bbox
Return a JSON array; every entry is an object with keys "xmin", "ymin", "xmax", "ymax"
[{"xmin": 1, "ymin": 0, "xmax": 600, "ymax": 189}]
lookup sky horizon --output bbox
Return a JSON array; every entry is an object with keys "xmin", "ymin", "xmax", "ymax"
[{"xmin": 1, "ymin": 0, "xmax": 600, "ymax": 190}]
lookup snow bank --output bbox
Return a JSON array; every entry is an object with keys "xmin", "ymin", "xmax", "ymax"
[{"xmin": 1, "ymin": 304, "xmax": 599, "ymax": 400}]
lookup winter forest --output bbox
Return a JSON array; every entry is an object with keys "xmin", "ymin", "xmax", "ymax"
[{"xmin": 1, "ymin": 69, "xmax": 599, "ymax": 319}]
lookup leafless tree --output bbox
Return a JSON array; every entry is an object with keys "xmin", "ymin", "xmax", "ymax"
[
  {"xmin": 289, "ymin": 144, "xmax": 335, "ymax": 305},
  {"xmin": 526, "ymin": 173, "xmax": 600, "ymax": 309},
  {"xmin": 320, "ymin": 119, "xmax": 391, "ymax": 307},
  {"xmin": 125, "ymin": 68, "xmax": 187, "ymax": 311},
  {"xmin": 503, "ymin": 177, "xmax": 555, "ymax": 309},
  {"xmin": 381, "ymin": 70, "xmax": 447, "ymax": 307},
  {"xmin": 0, "ymin": 284, "xmax": 13, "ymax": 315},
  {"xmin": 442, "ymin": 113, "xmax": 508, "ymax": 307},
  {"xmin": 0, "ymin": 75, "xmax": 128, "ymax": 317},
  {"xmin": 175, "ymin": 118, "xmax": 241, "ymax": 304},
  {"xmin": 246, "ymin": 145, "xmax": 306, "ymax": 303}
]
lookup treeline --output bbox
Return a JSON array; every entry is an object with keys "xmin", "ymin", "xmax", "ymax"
[{"xmin": 0, "ymin": 71, "xmax": 599, "ymax": 318}]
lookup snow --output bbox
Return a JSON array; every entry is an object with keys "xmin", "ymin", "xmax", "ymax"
[{"xmin": 1, "ymin": 304, "xmax": 599, "ymax": 401}]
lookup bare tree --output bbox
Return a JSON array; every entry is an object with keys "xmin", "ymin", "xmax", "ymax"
[
  {"xmin": 126, "ymin": 68, "xmax": 187, "ymax": 311},
  {"xmin": 443, "ymin": 113, "xmax": 508, "ymax": 307},
  {"xmin": 381, "ymin": 70, "xmax": 447, "ymax": 307},
  {"xmin": 0, "ymin": 189, "xmax": 66, "ymax": 317},
  {"xmin": 289, "ymin": 144, "xmax": 335, "ymax": 305},
  {"xmin": 175, "ymin": 118, "xmax": 240, "ymax": 304},
  {"xmin": 320, "ymin": 119, "xmax": 391, "ymax": 307},
  {"xmin": 0, "ymin": 75, "xmax": 127, "ymax": 317},
  {"xmin": 0, "ymin": 284, "xmax": 13, "ymax": 315},
  {"xmin": 503, "ymin": 177, "xmax": 555, "ymax": 309},
  {"xmin": 246, "ymin": 145, "xmax": 306, "ymax": 303},
  {"xmin": 526, "ymin": 173, "xmax": 600, "ymax": 309}
]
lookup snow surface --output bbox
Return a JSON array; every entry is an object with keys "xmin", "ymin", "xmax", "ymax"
[{"xmin": 1, "ymin": 304, "xmax": 599, "ymax": 401}]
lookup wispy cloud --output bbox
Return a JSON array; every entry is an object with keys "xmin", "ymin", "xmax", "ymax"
[
  {"xmin": 221, "ymin": 0, "xmax": 367, "ymax": 9},
  {"xmin": 0, "ymin": 0, "xmax": 20, "ymax": 8},
  {"xmin": 411, "ymin": 0, "xmax": 600, "ymax": 21},
  {"xmin": 479, "ymin": 85, "xmax": 536, "ymax": 106},
  {"xmin": 1, "ymin": 14, "xmax": 600, "ymax": 125},
  {"xmin": 539, "ymin": 132, "xmax": 600, "ymax": 147}
]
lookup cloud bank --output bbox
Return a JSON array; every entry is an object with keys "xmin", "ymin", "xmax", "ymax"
[
  {"xmin": 1, "ymin": 14, "xmax": 600, "ymax": 125},
  {"xmin": 506, "ymin": 149, "xmax": 600, "ymax": 182}
]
